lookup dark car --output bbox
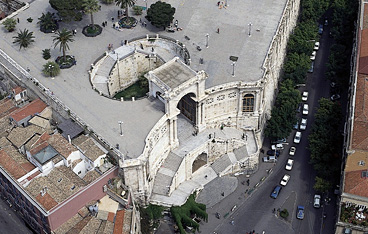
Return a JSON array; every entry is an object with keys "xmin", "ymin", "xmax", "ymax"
[
  {"xmin": 318, "ymin": 24, "xmax": 323, "ymax": 34},
  {"xmin": 270, "ymin": 185, "xmax": 282, "ymax": 199},
  {"xmin": 271, "ymin": 138, "xmax": 287, "ymax": 144},
  {"xmin": 267, "ymin": 150, "xmax": 280, "ymax": 157},
  {"xmin": 297, "ymin": 206, "xmax": 305, "ymax": 219}
]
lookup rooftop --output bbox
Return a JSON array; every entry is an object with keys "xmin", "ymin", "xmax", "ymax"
[
  {"xmin": 32, "ymin": 145, "xmax": 59, "ymax": 165},
  {"xmin": 72, "ymin": 135, "xmax": 106, "ymax": 162},
  {"xmin": 7, "ymin": 124, "xmax": 45, "ymax": 148},
  {"xmin": 57, "ymin": 119, "xmax": 84, "ymax": 140},
  {"xmin": 151, "ymin": 58, "xmax": 197, "ymax": 90},
  {"xmin": 10, "ymin": 98, "xmax": 47, "ymax": 122}
]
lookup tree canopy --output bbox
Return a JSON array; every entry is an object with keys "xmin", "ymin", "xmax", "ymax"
[
  {"xmin": 146, "ymin": 1, "xmax": 175, "ymax": 29},
  {"xmin": 49, "ymin": 0, "xmax": 84, "ymax": 22},
  {"xmin": 53, "ymin": 28, "xmax": 74, "ymax": 61},
  {"xmin": 13, "ymin": 29, "xmax": 35, "ymax": 50}
]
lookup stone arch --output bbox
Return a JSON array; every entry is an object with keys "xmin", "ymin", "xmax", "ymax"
[
  {"xmin": 242, "ymin": 93, "xmax": 255, "ymax": 112},
  {"xmin": 177, "ymin": 93, "xmax": 196, "ymax": 123},
  {"xmin": 192, "ymin": 152, "xmax": 207, "ymax": 174}
]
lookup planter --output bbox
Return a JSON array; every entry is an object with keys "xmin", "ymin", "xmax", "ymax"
[
  {"xmin": 55, "ymin": 55, "xmax": 76, "ymax": 69},
  {"xmin": 118, "ymin": 17, "xmax": 138, "ymax": 29},
  {"xmin": 82, "ymin": 24, "xmax": 103, "ymax": 37}
]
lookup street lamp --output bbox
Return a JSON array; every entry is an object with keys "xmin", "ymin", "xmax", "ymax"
[
  {"xmin": 248, "ymin": 22, "xmax": 252, "ymax": 37},
  {"xmin": 205, "ymin": 33, "xmax": 209, "ymax": 48},
  {"xmin": 118, "ymin": 121, "xmax": 123, "ymax": 136},
  {"xmin": 144, "ymin": 0, "xmax": 147, "ymax": 10},
  {"xmin": 231, "ymin": 61, "xmax": 236, "ymax": 77}
]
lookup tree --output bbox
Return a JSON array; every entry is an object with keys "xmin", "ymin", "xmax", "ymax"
[
  {"xmin": 82, "ymin": 0, "xmax": 100, "ymax": 28},
  {"xmin": 53, "ymin": 28, "xmax": 74, "ymax": 61},
  {"xmin": 314, "ymin": 176, "xmax": 331, "ymax": 193},
  {"xmin": 49, "ymin": 0, "xmax": 84, "ymax": 22},
  {"xmin": 38, "ymin": 12, "xmax": 58, "ymax": 33},
  {"xmin": 115, "ymin": 0, "xmax": 136, "ymax": 18},
  {"xmin": 146, "ymin": 1, "xmax": 175, "ymax": 29},
  {"xmin": 13, "ymin": 29, "xmax": 35, "ymax": 50},
  {"xmin": 2, "ymin": 18, "xmax": 17, "ymax": 32},
  {"xmin": 42, "ymin": 49, "xmax": 51, "ymax": 60},
  {"xmin": 42, "ymin": 61, "xmax": 60, "ymax": 77}
]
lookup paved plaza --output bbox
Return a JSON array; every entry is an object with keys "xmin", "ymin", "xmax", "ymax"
[{"xmin": 0, "ymin": 0, "xmax": 287, "ymax": 158}]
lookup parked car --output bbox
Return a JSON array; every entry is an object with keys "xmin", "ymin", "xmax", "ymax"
[
  {"xmin": 310, "ymin": 51, "xmax": 316, "ymax": 61},
  {"xmin": 267, "ymin": 150, "xmax": 280, "ymax": 157},
  {"xmin": 308, "ymin": 62, "xmax": 314, "ymax": 73},
  {"xmin": 303, "ymin": 104, "xmax": 309, "ymax": 115},
  {"xmin": 285, "ymin": 159, "xmax": 294, "ymax": 171},
  {"xmin": 324, "ymin": 19, "xmax": 328, "ymax": 26},
  {"xmin": 302, "ymin": 91, "xmax": 308, "ymax": 101},
  {"xmin": 318, "ymin": 24, "xmax": 323, "ymax": 34},
  {"xmin": 314, "ymin": 41, "xmax": 320, "ymax": 50},
  {"xmin": 314, "ymin": 194, "xmax": 321, "ymax": 208},
  {"xmin": 263, "ymin": 155, "xmax": 277, "ymax": 162},
  {"xmin": 300, "ymin": 118, "xmax": 307, "ymax": 130},
  {"xmin": 271, "ymin": 144, "xmax": 284, "ymax": 151},
  {"xmin": 331, "ymin": 94, "xmax": 341, "ymax": 101},
  {"xmin": 296, "ymin": 103, "xmax": 302, "ymax": 113},
  {"xmin": 280, "ymin": 174, "xmax": 291, "ymax": 186},
  {"xmin": 297, "ymin": 206, "xmax": 305, "ymax": 219},
  {"xmin": 271, "ymin": 138, "xmax": 287, "ymax": 144},
  {"xmin": 270, "ymin": 185, "xmax": 282, "ymax": 199},
  {"xmin": 289, "ymin": 146, "xmax": 296, "ymax": 156},
  {"xmin": 293, "ymin": 119, "xmax": 299, "ymax": 130},
  {"xmin": 294, "ymin": 131, "xmax": 301, "ymax": 144}
]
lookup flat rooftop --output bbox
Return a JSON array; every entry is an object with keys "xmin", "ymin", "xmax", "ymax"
[{"xmin": 0, "ymin": 0, "xmax": 288, "ymax": 158}]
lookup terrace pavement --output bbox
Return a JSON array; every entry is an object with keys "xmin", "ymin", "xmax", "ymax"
[{"xmin": 0, "ymin": 0, "xmax": 287, "ymax": 158}]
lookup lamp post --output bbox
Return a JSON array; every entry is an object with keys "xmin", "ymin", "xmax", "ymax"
[
  {"xmin": 205, "ymin": 33, "xmax": 209, "ymax": 48},
  {"xmin": 118, "ymin": 121, "xmax": 123, "ymax": 136},
  {"xmin": 231, "ymin": 61, "xmax": 236, "ymax": 77},
  {"xmin": 248, "ymin": 22, "xmax": 252, "ymax": 37},
  {"xmin": 144, "ymin": 0, "xmax": 147, "ymax": 10}
]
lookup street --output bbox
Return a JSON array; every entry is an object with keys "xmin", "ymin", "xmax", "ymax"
[{"xmin": 197, "ymin": 16, "xmax": 340, "ymax": 234}]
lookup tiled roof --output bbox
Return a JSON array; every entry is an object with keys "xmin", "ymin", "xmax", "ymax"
[
  {"xmin": 7, "ymin": 125, "xmax": 44, "ymax": 148},
  {"xmin": 48, "ymin": 133, "xmax": 78, "ymax": 159},
  {"xmin": 0, "ymin": 115, "xmax": 14, "ymax": 138},
  {"xmin": 57, "ymin": 119, "xmax": 84, "ymax": 140},
  {"xmin": 10, "ymin": 98, "xmax": 47, "ymax": 122},
  {"xmin": 344, "ymin": 170, "xmax": 368, "ymax": 197},
  {"xmin": 29, "ymin": 115, "xmax": 52, "ymax": 132},
  {"xmin": 12, "ymin": 86, "xmax": 23, "ymax": 95},
  {"xmin": 53, "ymin": 213, "xmax": 83, "ymax": 234},
  {"xmin": 0, "ymin": 149, "xmax": 32, "ymax": 179},
  {"xmin": 80, "ymin": 216, "xmax": 101, "ymax": 234},
  {"xmin": 0, "ymin": 99, "xmax": 17, "ymax": 119},
  {"xmin": 73, "ymin": 135, "xmax": 106, "ymax": 162},
  {"xmin": 35, "ymin": 192, "xmax": 58, "ymax": 211},
  {"xmin": 113, "ymin": 210, "xmax": 125, "ymax": 234},
  {"xmin": 83, "ymin": 170, "xmax": 101, "ymax": 184}
]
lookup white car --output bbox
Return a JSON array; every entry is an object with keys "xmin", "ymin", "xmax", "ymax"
[
  {"xmin": 289, "ymin": 146, "xmax": 296, "ymax": 156},
  {"xmin": 303, "ymin": 104, "xmax": 309, "ymax": 115},
  {"xmin": 294, "ymin": 131, "xmax": 301, "ymax": 144},
  {"xmin": 300, "ymin": 118, "xmax": 307, "ymax": 130},
  {"xmin": 314, "ymin": 42, "xmax": 320, "ymax": 50},
  {"xmin": 285, "ymin": 159, "xmax": 294, "ymax": 171},
  {"xmin": 302, "ymin": 91, "xmax": 308, "ymax": 101},
  {"xmin": 314, "ymin": 194, "xmax": 321, "ymax": 208},
  {"xmin": 271, "ymin": 144, "xmax": 284, "ymax": 151},
  {"xmin": 280, "ymin": 174, "xmax": 291, "ymax": 186},
  {"xmin": 310, "ymin": 51, "xmax": 316, "ymax": 61}
]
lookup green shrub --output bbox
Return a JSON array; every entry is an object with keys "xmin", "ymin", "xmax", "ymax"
[
  {"xmin": 2, "ymin": 18, "xmax": 17, "ymax": 32},
  {"xmin": 280, "ymin": 209, "xmax": 289, "ymax": 218},
  {"xmin": 42, "ymin": 61, "xmax": 60, "ymax": 77},
  {"xmin": 42, "ymin": 49, "xmax": 51, "ymax": 60},
  {"xmin": 133, "ymin": 6, "xmax": 143, "ymax": 15}
]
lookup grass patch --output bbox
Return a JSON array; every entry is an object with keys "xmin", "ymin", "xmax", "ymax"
[{"xmin": 114, "ymin": 77, "xmax": 148, "ymax": 100}]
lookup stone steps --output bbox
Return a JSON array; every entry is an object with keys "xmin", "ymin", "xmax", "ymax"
[{"xmin": 210, "ymin": 154, "xmax": 232, "ymax": 175}]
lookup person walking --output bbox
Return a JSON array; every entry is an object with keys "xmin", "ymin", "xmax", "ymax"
[{"xmin": 217, "ymin": 28, "xmax": 220, "ymax": 33}]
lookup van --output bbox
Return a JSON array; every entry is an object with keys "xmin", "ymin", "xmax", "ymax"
[
  {"xmin": 263, "ymin": 155, "xmax": 277, "ymax": 162},
  {"xmin": 271, "ymin": 144, "xmax": 284, "ymax": 150}
]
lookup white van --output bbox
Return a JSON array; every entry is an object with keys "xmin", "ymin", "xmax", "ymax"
[{"xmin": 271, "ymin": 144, "xmax": 284, "ymax": 150}]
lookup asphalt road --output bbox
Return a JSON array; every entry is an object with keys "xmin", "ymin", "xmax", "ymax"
[{"xmin": 197, "ymin": 17, "xmax": 340, "ymax": 234}]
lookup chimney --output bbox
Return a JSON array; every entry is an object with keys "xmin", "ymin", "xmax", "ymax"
[{"xmin": 68, "ymin": 135, "xmax": 71, "ymax": 144}]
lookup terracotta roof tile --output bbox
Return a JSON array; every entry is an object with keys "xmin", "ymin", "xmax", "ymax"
[
  {"xmin": 0, "ymin": 149, "xmax": 28, "ymax": 179},
  {"xmin": 35, "ymin": 192, "xmax": 58, "ymax": 211},
  {"xmin": 10, "ymin": 98, "xmax": 47, "ymax": 122},
  {"xmin": 113, "ymin": 210, "xmax": 125, "ymax": 234},
  {"xmin": 7, "ymin": 125, "xmax": 45, "ymax": 148},
  {"xmin": 12, "ymin": 87, "xmax": 23, "ymax": 95},
  {"xmin": 107, "ymin": 212, "xmax": 115, "ymax": 222}
]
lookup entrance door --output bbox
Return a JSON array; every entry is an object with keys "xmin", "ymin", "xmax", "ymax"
[{"xmin": 177, "ymin": 93, "xmax": 196, "ymax": 124}]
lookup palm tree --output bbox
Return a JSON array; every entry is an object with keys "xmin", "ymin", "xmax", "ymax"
[
  {"xmin": 115, "ymin": 0, "xmax": 136, "ymax": 18},
  {"xmin": 82, "ymin": 0, "xmax": 100, "ymax": 28},
  {"xmin": 53, "ymin": 28, "xmax": 74, "ymax": 61},
  {"xmin": 38, "ymin": 12, "xmax": 58, "ymax": 33},
  {"xmin": 13, "ymin": 29, "xmax": 35, "ymax": 50},
  {"xmin": 2, "ymin": 18, "xmax": 17, "ymax": 32}
]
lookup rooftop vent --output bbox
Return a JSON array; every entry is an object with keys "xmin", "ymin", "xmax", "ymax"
[{"xmin": 359, "ymin": 160, "xmax": 365, "ymax": 166}]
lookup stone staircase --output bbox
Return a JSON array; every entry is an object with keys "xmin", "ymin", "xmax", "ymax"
[
  {"xmin": 210, "ymin": 154, "xmax": 232, "ymax": 175},
  {"xmin": 96, "ymin": 56, "xmax": 116, "ymax": 77},
  {"xmin": 152, "ymin": 152, "xmax": 184, "ymax": 196}
]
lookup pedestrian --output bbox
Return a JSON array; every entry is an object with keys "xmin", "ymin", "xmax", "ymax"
[
  {"xmin": 17, "ymin": 18, "xmax": 19, "ymax": 23},
  {"xmin": 151, "ymin": 47, "xmax": 154, "ymax": 52},
  {"xmin": 140, "ymin": 18, "xmax": 142, "ymax": 23},
  {"xmin": 105, "ymin": 21, "xmax": 107, "ymax": 26},
  {"xmin": 144, "ymin": 22, "xmax": 147, "ymax": 27},
  {"xmin": 217, "ymin": 28, "xmax": 220, "ymax": 34},
  {"xmin": 111, "ymin": 17, "xmax": 114, "ymax": 21},
  {"xmin": 113, "ymin": 23, "xmax": 115, "ymax": 28},
  {"xmin": 74, "ymin": 60, "xmax": 77, "ymax": 65},
  {"xmin": 102, "ymin": 22, "xmax": 105, "ymax": 27},
  {"xmin": 217, "ymin": 1, "xmax": 220, "ymax": 6},
  {"xmin": 205, "ymin": 175, "xmax": 208, "ymax": 179},
  {"xmin": 26, "ymin": 67, "xmax": 30, "ymax": 72}
]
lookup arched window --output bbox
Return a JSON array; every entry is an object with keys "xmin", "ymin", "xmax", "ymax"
[{"xmin": 242, "ymin": 94, "xmax": 254, "ymax": 112}]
